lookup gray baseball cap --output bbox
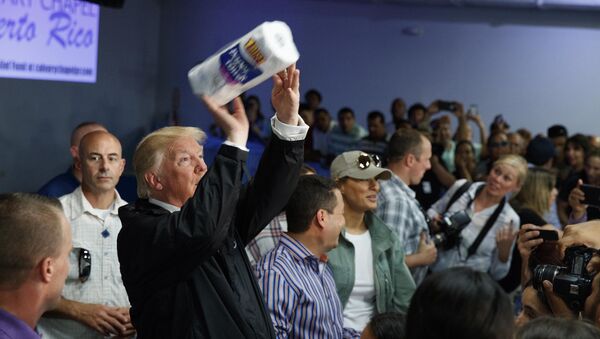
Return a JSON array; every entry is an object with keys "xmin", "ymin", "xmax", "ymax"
[{"xmin": 330, "ymin": 151, "xmax": 392, "ymax": 181}]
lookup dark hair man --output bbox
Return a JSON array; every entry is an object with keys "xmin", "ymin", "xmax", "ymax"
[{"xmin": 255, "ymin": 175, "xmax": 359, "ymax": 338}]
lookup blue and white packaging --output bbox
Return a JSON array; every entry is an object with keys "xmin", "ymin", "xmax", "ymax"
[{"xmin": 188, "ymin": 21, "xmax": 300, "ymax": 105}]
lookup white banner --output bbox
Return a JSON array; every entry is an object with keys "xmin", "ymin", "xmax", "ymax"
[{"xmin": 0, "ymin": 0, "xmax": 100, "ymax": 83}]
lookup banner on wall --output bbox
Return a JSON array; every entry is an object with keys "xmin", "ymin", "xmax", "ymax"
[{"xmin": 0, "ymin": 0, "xmax": 100, "ymax": 83}]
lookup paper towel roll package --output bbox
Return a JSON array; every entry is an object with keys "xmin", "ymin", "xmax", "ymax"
[{"xmin": 188, "ymin": 21, "xmax": 300, "ymax": 106}]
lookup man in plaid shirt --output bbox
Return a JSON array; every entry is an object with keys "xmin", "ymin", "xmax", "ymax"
[{"xmin": 375, "ymin": 128, "xmax": 437, "ymax": 285}]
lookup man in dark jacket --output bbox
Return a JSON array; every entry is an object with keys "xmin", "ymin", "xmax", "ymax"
[{"xmin": 117, "ymin": 64, "xmax": 307, "ymax": 338}]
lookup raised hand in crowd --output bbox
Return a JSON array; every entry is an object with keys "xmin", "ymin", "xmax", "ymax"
[
  {"xmin": 568, "ymin": 179, "xmax": 588, "ymax": 221},
  {"xmin": 496, "ymin": 223, "xmax": 518, "ymax": 263}
]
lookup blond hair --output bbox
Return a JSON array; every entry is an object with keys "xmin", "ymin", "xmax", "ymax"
[
  {"xmin": 492, "ymin": 154, "xmax": 528, "ymax": 193},
  {"xmin": 133, "ymin": 126, "xmax": 206, "ymax": 198},
  {"xmin": 511, "ymin": 168, "xmax": 556, "ymax": 216}
]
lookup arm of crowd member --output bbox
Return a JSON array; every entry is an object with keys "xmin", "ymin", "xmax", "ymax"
[
  {"xmin": 517, "ymin": 224, "xmax": 545, "ymax": 288},
  {"xmin": 496, "ymin": 224, "xmax": 518, "ymax": 263},
  {"xmin": 489, "ymin": 218, "xmax": 519, "ymax": 280},
  {"xmin": 45, "ymin": 298, "xmax": 135, "ymax": 337},
  {"xmin": 468, "ymin": 113, "xmax": 487, "ymax": 160},
  {"xmin": 430, "ymin": 155, "xmax": 456, "ymax": 188},
  {"xmin": 568, "ymin": 179, "xmax": 588, "ymax": 223},
  {"xmin": 255, "ymin": 269, "xmax": 295, "ymax": 339},
  {"xmin": 405, "ymin": 231, "xmax": 438, "ymax": 268},
  {"xmin": 453, "ymin": 103, "xmax": 470, "ymax": 142},
  {"xmin": 560, "ymin": 220, "xmax": 600, "ymax": 256}
]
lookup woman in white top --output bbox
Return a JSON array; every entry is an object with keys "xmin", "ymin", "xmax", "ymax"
[
  {"xmin": 427, "ymin": 154, "xmax": 528, "ymax": 280},
  {"xmin": 327, "ymin": 151, "xmax": 416, "ymax": 332}
]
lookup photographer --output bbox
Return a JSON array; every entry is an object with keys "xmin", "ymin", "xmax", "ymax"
[
  {"xmin": 426, "ymin": 154, "xmax": 527, "ymax": 280},
  {"xmin": 534, "ymin": 221, "xmax": 600, "ymax": 326},
  {"xmin": 566, "ymin": 149, "xmax": 600, "ymax": 224}
]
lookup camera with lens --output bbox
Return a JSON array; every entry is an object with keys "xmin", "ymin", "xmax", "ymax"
[
  {"xmin": 533, "ymin": 245, "xmax": 596, "ymax": 311},
  {"xmin": 431, "ymin": 210, "xmax": 472, "ymax": 250}
]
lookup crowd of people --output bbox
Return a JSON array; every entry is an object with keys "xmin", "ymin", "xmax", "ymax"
[{"xmin": 2, "ymin": 64, "xmax": 600, "ymax": 339}]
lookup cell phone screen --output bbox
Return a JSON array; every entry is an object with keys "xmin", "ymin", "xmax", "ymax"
[{"xmin": 581, "ymin": 184, "xmax": 600, "ymax": 207}]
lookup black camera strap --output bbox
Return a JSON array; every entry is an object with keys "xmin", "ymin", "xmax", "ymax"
[
  {"xmin": 467, "ymin": 189, "xmax": 506, "ymax": 259},
  {"xmin": 444, "ymin": 182, "xmax": 507, "ymax": 258},
  {"xmin": 444, "ymin": 181, "xmax": 472, "ymax": 213}
]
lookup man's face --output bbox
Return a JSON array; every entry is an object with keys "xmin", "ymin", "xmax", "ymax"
[
  {"xmin": 322, "ymin": 189, "xmax": 345, "ymax": 251},
  {"xmin": 392, "ymin": 99, "xmax": 406, "ymax": 122},
  {"xmin": 411, "ymin": 108, "xmax": 425, "ymax": 125},
  {"xmin": 489, "ymin": 133, "xmax": 510, "ymax": 160},
  {"xmin": 368, "ymin": 117, "xmax": 386, "ymax": 140},
  {"xmin": 586, "ymin": 156, "xmax": 600, "ymax": 184},
  {"xmin": 551, "ymin": 136, "xmax": 567, "ymax": 160},
  {"xmin": 509, "ymin": 133, "xmax": 525, "ymax": 156},
  {"xmin": 299, "ymin": 108, "xmax": 314, "ymax": 126},
  {"xmin": 566, "ymin": 143, "xmax": 585, "ymax": 168},
  {"xmin": 79, "ymin": 133, "xmax": 125, "ymax": 195},
  {"xmin": 339, "ymin": 112, "xmax": 355, "ymax": 133},
  {"xmin": 437, "ymin": 122, "xmax": 452, "ymax": 143},
  {"xmin": 70, "ymin": 124, "xmax": 107, "ymax": 162},
  {"xmin": 48, "ymin": 214, "xmax": 72, "ymax": 309},
  {"xmin": 315, "ymin": 111, "xmax": 331, "ymax": 132},
  {"xmin": 157, "ymin": 136, "xmax": 208, "ymax": 207},
  {"xmin": 306, "ymin": 93, "xmax": 320, "ymax": 110},
  {"xmin": 409, "ymin": 137, "xmax": 432, "ymax": 185}
]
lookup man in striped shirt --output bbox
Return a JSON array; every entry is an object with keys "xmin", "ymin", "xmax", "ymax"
[{"xmin": 255, "ymin": 175, "xmax": 360, "ymax": 338}]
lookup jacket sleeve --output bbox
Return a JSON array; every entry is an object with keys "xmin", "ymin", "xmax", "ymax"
[
  {"xmin": 391, "ymin": 241, "xmax": 416, "ymax": 312},
  {"xmin": 236, "ymin": 135, "xmax": 304, "ymax": 245},
  {"xmin": 119, "ymin": 144, "xmax": 246, "ymax": 264}
]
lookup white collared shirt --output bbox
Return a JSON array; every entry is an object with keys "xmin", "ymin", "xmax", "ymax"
[{"xmin": 38, "ymin": 186, "xmax": 130, "ymax": 339}]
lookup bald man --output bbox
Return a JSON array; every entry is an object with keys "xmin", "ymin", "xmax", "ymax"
[
  {"xmin": 38, "ymin": 122, "xmax": 108, "ymax": 197},
  {"xmin": 38, "ymin": 131, "xmax": 135, "ymax": 338}
]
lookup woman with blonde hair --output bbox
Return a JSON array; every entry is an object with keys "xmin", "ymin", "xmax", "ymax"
[
  {"xmin": 498, "ymin": 167, "xmax": 558, "ymax": 292},
  {"xmin": 427, "ymin": 154, "xmax": 528, "ymax": 280}
]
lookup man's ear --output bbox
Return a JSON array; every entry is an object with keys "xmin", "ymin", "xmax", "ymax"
[
  {"xmin": 405, "ymin": 153, "xmax": 416, "ymax": 167},
  {"xmin": 39, "ymin": 257, "xmax": 54, "ymax": 284},
  {"xmin": 315, "ymin": 209, "xmax": 327, "ymax": 228},
  {"xmin": 145, "ymin": 172, "xmax": 163, "ymax": 191},
  {"xmin": 69, "ymin": 145, "xmax": 78, "ymax": 160}
]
